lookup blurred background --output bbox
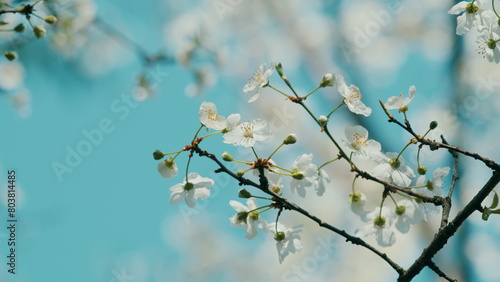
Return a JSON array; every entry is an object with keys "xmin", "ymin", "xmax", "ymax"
[{"xmin": 1, "ymin": 0, "xmax": 500, "ymax": 281}]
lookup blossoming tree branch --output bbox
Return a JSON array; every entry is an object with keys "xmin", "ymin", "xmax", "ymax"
[{"xmin": 153, "ymin": 2, "xmax": 500, "ymax": 282}]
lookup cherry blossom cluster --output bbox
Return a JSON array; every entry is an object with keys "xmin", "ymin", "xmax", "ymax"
[
  {"xmin": 449, "ymin": 0, "xmax": 500, "ymax": 63},
  {"xmin": 153, "ymin": 57, "xmax": 469, "ymax": 264}
]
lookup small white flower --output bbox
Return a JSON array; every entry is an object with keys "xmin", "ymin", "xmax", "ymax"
[
  {"xmin": 270, "ymin": 223, "xmax": 304, "ymax": 263},
  {"xmin": 413, "ymin": 167, "xmax": 450, "ymax": 221},
  {"xmin": 416, "ymin": 167, "xmax": 450, "ymax": 197},
  {"xmin": 342, "ymin": 124, "xmax": 381, "ymax": 160},
  {"xmin": 314, "ymin": 169, "xmax": 331, "ymax": 196},
  {"xmin": 336, "ymin": 74, "xmax": 372, "ymax": 116},
  {"xmin": 243, "ymin": 62, "xmax": 276, "ymax": 103},
  {"xmin": 229, "ymin": 198, "xmax": 268, "ymax": 240},
  {"xmin": 373, "ymin": 152, "xmax": 415, "ymax": 187},
  {"xmin": 223, "ymin": 119, "xmax": 272, "ymax": 148},
  {"xmin": 448, "ymin": 0, "xmax": 497, "ymax": 35},
  {"xmin": 169, "ymin": 172, "xmax": 213, "ymax": 208},
  {"xmin": 356, "ymin": 207, "xmax": 396, "ymax": 247},
  {"xmin": 475, "ymin": 26, "xmax": 500, "ymax": 63},
  {"xmin": 157, "ymin": 158, "xmax": 178, "ymax": 179},
  {"xmin": 290, "ymin": 154, "xmax": 319, "ymax": 198},
  {"xmin": 349, "ymin": 191, "xmax": 368, "ymax": 220},
  {"xmin": 393, "ymin": 199, "xmax": 423, "ymax": 233},
  {"xmin": 199, "ymin": 101, "xmax": 227, "ymax": 130},
  {"xmin": 384, "ymin": 86, "xmax": 416, "ymax": 113}
]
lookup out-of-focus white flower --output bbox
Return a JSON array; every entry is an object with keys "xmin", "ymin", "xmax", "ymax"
[
  {"xmin": 199, "ymin": 101, "xmax": 227, "ymax": 130},
  {"xmin": 223, "ymin": 119, "xmax": 271, "ymax": 147},
  {"xmin": 315, "ymin": 169, "xmax": 330, "ymax": 196},
  {"xmin": 384, "ymin": 86, "xmax": 416, "ymax": 113},
  {"xmin": 169, "ymin": 172, "xmax": 213, "ymax": 208},
  {"xmin": 270, "ymin": 222, "xmax": 304, "ymax": 263},
  {"xmin": 243, "ymin": 62, "xmax": 276, "ymax": 103},
  {"xmin": 0, "ymin": 62, "xmax": 24, "ymax": 91},
  {"xmin": 448, "ymin": 0, "xmax": 497, "ymax": 35},
  {"xmin": 373, "ymin": 152, "xmax": 415, "ymax": 187},
  {"xmin": 349, "ymin": 191, "xmax": 368, "ymax": 220},
  {"xmin": 336, "ymin": 74, "xmax": 372, "ymax": 116},
  {"xmin": 416, "ymin": 167, "xmax": 450, "ymax": 197},
  {"xmin": 356, "ymin": 207, "xmax": 396, "ymax": 247},
  {"xmin": 290, "ymin": 154, "xmax": 319, "ymax": 197},
  {"xmin": 342, "ymin": 124, "xmax": 381, "ymax": 160},
  {"xmin": 393, "ymin": 199, "xmax": 423, "ymax": 233},
  {"xmin": 475, "ymin": 26, "xmax": 500, "ymax": 63},
  {"xmin": 229, "ymin": 198, "xmax": 268, "ymax": 240}
]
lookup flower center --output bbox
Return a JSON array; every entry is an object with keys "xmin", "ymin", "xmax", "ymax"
[
  {"xmin": 204, "ymin": 109, "xmax": 220, "ymax": 122},
  {"xmin": 352, "ymin": 132, "xmax": 368, "ymax": 150},
  {"xmin": 487, "ymin": 39, "xmax": 497, "ymax": 50},
  {"xmin": 241, "ymin": 123, "xmax": 255, "ymax": 138},
  {"xmin": 348, "ymin": 86, "xmax": 362, "ymax": 100},
  {"xmin": 465, "ymin": 2, "xmax": 479, "ymax": 14},
  {"xmin": 250, "ymin": 70, "xmax": 267, "ymax": 86},
  {"xmin": 389, "ymin": 158, "xmax": 400, "ymax": 169}
]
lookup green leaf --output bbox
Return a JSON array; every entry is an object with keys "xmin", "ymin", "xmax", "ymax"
[{"xmin": 489, "ymin": 190, "xmax": 499, "ymax": 209}]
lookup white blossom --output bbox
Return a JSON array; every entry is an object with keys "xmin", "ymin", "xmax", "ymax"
[
  {"xmin": 384, "ymin": 85, "xmax": 416, "ymax": 113},
  {"xmin": 223, "ymin": 119, "xmax": 271, "ymax": 147},
  {"xmin": 448, "ymin": 0, "xmax": 497, "ymax": 35},
  {"xmin": 270, "ymin": 223, "xmax": 304, "ymax": 263},
  {"xmin": 199, "ymin": 101, "xmax": 227, "ymax": 130},
  {"xmin": 336, "ymin": 74, "xmax": 372, "ymax": 116},
  {"xmin": 342, "ymin": 124, "xmax": 381, "ymax": 160},
  {"xmin": 356, "ymin": 207, "xmax": 396, "ymax": 247},
  {"xmin": 243, "ymin": 62, "xmax": 276, "ymax": 102},
  {"xmin": 290, "ymin": 154, "xmax": 319, "ymax": 197},
  {"xmin": 373, "ymin": 152, "xmax": 415, "ymax": 187},
  {"xmin": 169, "ymin": 172, "xmax": 213, "ymax": 208},
  {"xmin": 229, "ymin": 198, "xmax": 268, "ymax": 239}
]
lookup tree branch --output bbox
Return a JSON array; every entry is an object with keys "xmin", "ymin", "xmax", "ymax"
[{"xmin": 398, "ymin": 171, "xmax": 500, "ymax": 281}]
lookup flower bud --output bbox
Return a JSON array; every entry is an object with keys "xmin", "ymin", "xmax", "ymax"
[
  {"xmin": 283, "ymin": 133, "xmax": 297, "ymax": 145},
  {"xmin": 276, "ymin": 62, "xmax": 285, "ymax": 78},
  {"xmin": 238, "ymin": 188, "xmax": 252, "ymax": 198},
  {"xmin": 222, "ymin": 152, "xmax": 234, "ymax": 161},
  {"xmin": 3, "ymin": 51, "xmax": 17, "ymax": 61},
  {"xmin": 274, "ymin": 231, "xmax": 285, "ymax": 241},
  {"xmin": 429, "ymin": 121, "xmax": 438, "ymax": 130},
  {"xmin": 319, "ymin": 73, "xmax": 335, "ymax": 87},
  {"xmin": 417, "ymin": 166, "xmax": 427, "ymax": 175},
  {"xmin": 13, "ymin": 23, "xmax": 24, "ymax": 33},
  {"xmin": 44, "ymin": 15, "xmax": 58, "ymax": 24},
  {"xmin": 318, "ymin": 115, "xmax": 328, "ymax": 128},
  {"xmin": 33, "ymin": 25, "xmax": 46, "ymax": 39},
  {"xmin": 237, "ymin": 170, "xmax": 245, "ymax": 176},
  {"xmin": 153, "ymin": 150, "xmax": 165, "ymax": 160}
]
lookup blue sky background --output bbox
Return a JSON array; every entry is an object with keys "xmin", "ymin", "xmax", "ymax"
[{"xmin": 1, "ymin": 0, "xmax": 500, "ymax": 281}]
